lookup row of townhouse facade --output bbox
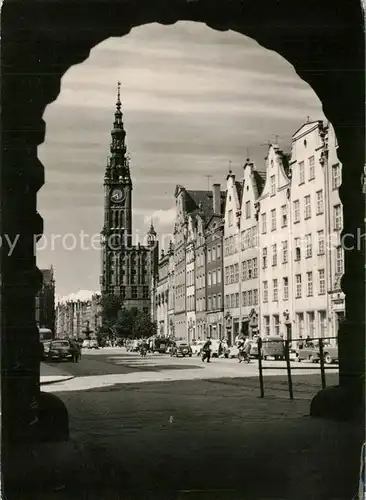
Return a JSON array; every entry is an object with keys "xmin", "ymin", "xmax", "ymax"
[
  {"xmin": 55, "ymin": 294, "xmax": 102, "ymax": 339},
  {"xmin": 153, "ymin": 120, "xmax": 345, "ymax": 345}
]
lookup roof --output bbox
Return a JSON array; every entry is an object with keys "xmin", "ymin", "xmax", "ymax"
[
  {"xmin": 253, "ymin": 170, "xmax": 266, "ymax": 196},
  {"xmin": 235, "ymin": 181, "xmax": 243, "ymax": 205}
]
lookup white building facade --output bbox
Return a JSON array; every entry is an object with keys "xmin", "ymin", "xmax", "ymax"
[
  {"xmin": 223, "ymin": 171, "xmax": 242, "ymax": 345},
  {"xmin": 186, "ymin": 215, "xmax": 196, "ymax": 343},
  {"xmin": 239, "ymin": 160, "xmax": 264, "ymax": 338},
  {"xmin": 258, "ymin": 145, "xmax": 292, "ymax": 338}
]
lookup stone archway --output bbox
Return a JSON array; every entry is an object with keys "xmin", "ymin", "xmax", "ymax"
[{"xmin": 1, "ymin": 0, "xmax": 364, "ymax": 443}]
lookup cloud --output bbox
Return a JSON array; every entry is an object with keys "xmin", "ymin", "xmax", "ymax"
[
  {"xmin": 144, "ymin": 206, "xmax": 176, "ymax": 227},
  {"xmin": 57, "ymin": 289, "xmax": 99, "ymax": 304},
  {"xmin": 38, "ymin": 21, "xmax": 325, "ymax": 296}
]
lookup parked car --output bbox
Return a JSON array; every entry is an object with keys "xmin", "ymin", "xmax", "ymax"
[
  {"xmin": 297, "ymin": 344, "xmax": 338, "ymax": 364},
  {"xmin": 82, "ymin": 339, "xmax": 90, "ymax": 349},
  {"xmin": 260, "ymin": 336, "xmax": 285, "ymax": 360},
  {"xmin": 170, "ymin": 341, "xmax": 192, "ymax": 357},
  {"xmin": 89, "ymin": 339, "xmax": 99, "ymax": 349},
  {"xmin": 322, "ymin": 345, "xmax": 338, "ymax": 364},
  {"xmin": 191, "ymin": 341, "xmax": 205, "ymax": 356},
  {"xmin": 47, "ymin": 339, "xmax": 80, "ymax": 362}
]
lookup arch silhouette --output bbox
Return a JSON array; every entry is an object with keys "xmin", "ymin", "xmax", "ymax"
[{"xmin": 1, "ymin": 0, "xmax": 364, "ymax": 444}]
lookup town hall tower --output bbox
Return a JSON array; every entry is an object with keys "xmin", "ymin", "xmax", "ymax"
[{"xmin": 100, "ymin": 83, "xmax": 159, "ymax": 312}]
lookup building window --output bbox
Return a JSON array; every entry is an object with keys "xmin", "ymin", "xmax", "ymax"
[
  {"xmin": 261, "ymin": 213, "xmax": 267, "ymax": 234},
  {"xmin": 273, "ymin": 279, "xmax": 278, "ymax": 301},
  {"xmin": 304, "ymin": 195, "xmax": 311, "ymax": 219},
  {"xmin": 335, "ymin": 246, "xmax": 344, "ymax": 275},
  {"xmin": 317, "ymin": 230, "xmax": 325, "ymax": 255},
  {"xmin": 212, "ymin": 295, "xmax": 217, "ymax": 310},
  {"xmin": 242, "ymin": 261, "xmax": 247, "ymax": 281},
  {"xmin": 293, "ymin": 200, "xmax": 300, "ymax": 223},
  {"xmin": 212, "ymin": 270, "xmax": 216, "ymax": 285},
  {"xmin": 208, "ymin": 271, "xmax": 212, "ymax": 286},
  {"xmin": 235, "ymin": 293, "xmax": 239, "ymax": 308},
  {"xmin": 225, "ymin": 295, "xmax": 230, "ymax": 308},
  {"xmin": 253, "ymin": 289, "xmax": 258, "ymax": 305},
  {"xmin": 262, "ymin": 247, "xmax": 267, "ymax": 269},
  {"xmin": 234, "ymin": 263, "xmax": 239, "ymax": 283},
  {"xmin": 282, "ymin": 240, "xmax": 288, "ymax": 264},
  {"xmin": 228, "ymin": 209, "xmax": 233, "ymax": 226},
  {"xmin": 295, "ymin": 274, "xmax": 302, "ymax": 298},
  {"xmin": 307, "ymin": 271, "xmax": 313, "ymax": 296},
  {"xmin": 230, "ymin": 265, "xmax": 235, "ymax": 284},
  {"xmin": 299, "ymin": 161, "xmax": 305, "ymax": 184},
  {"xmin": 272, "ymin": 244, "xmax": 277, "ymax": 266},
  {"xmin": 318, "ymin": 269, "xmax": 326, "ymax": 295},
  {"xmin": 248, "ymin": 290, "xmax": 253, "ymax": 306},
  {"xmin": 332, "ymin": 164, "xmax": 341, "ymax": 190},
  {"xmin": 245, "ymin": 201, "xmax": 251, "ymax": 219},
  {"xmin": 217, "ymin": 294, "xmax": 222, "ymax": 308},
  {"xmin": 273, "ymin": 314, "xmax": 280, "ymax": 336},
  {"xmin": 271, "ymin": 209, "xmax": 276, "ymax": 231},
  {"xmin": 305, "ymin": 233, "xmax": 312, "ymax": 258},
  {"xmin": 297, "ymin": 312, "xmax": 304, "ymax": 338},
  {"xmin": 281, "ymin": 204, "xmax": 288, "ymax": 227},
  {"xmin": 316, "ymin": 190, "xmax": 324, "ymax": 215},
  {"xmin": 264, "ymin": 316, "xmax": 270, "ymax": 336},
  {"xmin": 283, "ymin": 277, "xmax": 289, "ymax": 300},
  {"xmin": 212, "ymin": 246, "xmax": 216, "ymax": 261},
  {"xmin": 309, "ymin": 156, "xmax": 315, "ymax": 180},
  {"xmin": 263, "ymin": 281, "xmax": 268, "ymax": 302},
  {"xmin": 294, "ymin": 238, "xmax": 301, "ymax": 261},
  {"xmin": 248, "ymin": 260, "xmax": 253, "ymax": 279},
  {"xmin": 208, "ymin": 296, "xmax": 212, "ymax": 311},
  {"xmin": 242, "ymin": 291, "xmax": 247, "ymax": 307},
  {"xmin": 217, "ymin": 268, "xmax": 221, "ymax": 284},
  {"xmin": 253, "ymin": 258, "xmax": 258, "ymax": 278},
  {"xmin": 334, "ymin": 204, "xmax": 342, "ymax": 230},
  {"xmin": 307, "ymin": 311, "xmax": 315, "ymax": 338},
  {"xmin": 270, "ymin": 175, "xmax": 276, "ymax": 196},
  {"xmin": 319, "ymin": 310, "xmax": 327, "ymax": 337},
  {"xmin": 225, "ymin": 267, "xmax": 229, "ymax": 285},
  {"xmin": 217, "ymin": 244, "xmax": 221, "ymax": 259},
  {"xmin": 132, "ymin": 286, "xmax": 138, "ymax": 299}
]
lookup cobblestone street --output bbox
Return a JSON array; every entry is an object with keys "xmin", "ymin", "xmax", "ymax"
[{"xmin": 7, "ymin": 348, "xmax": 362, "ymax": 500}]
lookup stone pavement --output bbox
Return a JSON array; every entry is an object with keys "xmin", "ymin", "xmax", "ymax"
[
  {"xmin": 40, "ymin": 362, "xmax": 75, "ymax": 385},
  {"xmin": 5, "ymin": 374, "xmax": 364, "ymax": 500}
]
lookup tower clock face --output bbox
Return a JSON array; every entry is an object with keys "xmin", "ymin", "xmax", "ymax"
[{"xmin": 110, "ymin": 188, "xmax": 124, "ymax": 203}]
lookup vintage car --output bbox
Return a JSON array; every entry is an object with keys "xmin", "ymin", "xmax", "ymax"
[
  {"xmin": 260, "ymin": 336, "xmax": 285, "ymax": 360},
  {"xmin": 297, "ymin": 344, "xmax": 338, "ymax": 364},
  {"xmin": 47, "ymin": 339, "xmax": 80, "ymax": 362},
  {"xmin": 170, "ymin": 341, "xmax": 192, "ymax": 357}
]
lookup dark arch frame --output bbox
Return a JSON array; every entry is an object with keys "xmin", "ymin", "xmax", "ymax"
[{"xmin": 1, "ymin": 0, "xmax": 365, "ymax": 445}]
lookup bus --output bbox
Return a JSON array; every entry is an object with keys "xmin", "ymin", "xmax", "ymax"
[{"xmin": 39, "ymin": 328, "xmax": 53, "ymax": 342}]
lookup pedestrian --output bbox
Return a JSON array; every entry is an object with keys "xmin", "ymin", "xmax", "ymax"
[{"xmin": 201, "ymin": 337, "xmax": 212, "ymax": 363}]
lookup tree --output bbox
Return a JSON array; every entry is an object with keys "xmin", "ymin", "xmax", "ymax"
[
  {"xmin": 101, "ymin": 294, "xmax": 122, "ymax": 326},
  {"xmin": 114, "ymin": 308, "xmax": 139, "ymax": 339},
  {"xmin": 132, "ymin": 310, "xmax": 157, "ymax": 339}
]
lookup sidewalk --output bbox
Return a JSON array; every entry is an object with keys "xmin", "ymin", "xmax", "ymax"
[
  {"xmin": 40, "ymin": 362, "xmax": 75, "ymax": 385},
  {"xmin": 5, "ymin": 376, "xmax": 364, "ymax": 500}
]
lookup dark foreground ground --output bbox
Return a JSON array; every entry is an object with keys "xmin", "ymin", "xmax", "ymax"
[{"xmin": 4, "ymin": 351, "xmax": 364, "ymax": 500}]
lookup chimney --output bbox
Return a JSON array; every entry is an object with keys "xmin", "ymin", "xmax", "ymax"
[{"xmin": 212, "ymin": 183, "xmax": 221, "ymax": 214}]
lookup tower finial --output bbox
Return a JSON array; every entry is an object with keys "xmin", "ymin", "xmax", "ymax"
[{"xmin": 117, "ymin": 81, "xmax": 121, "ymax": 109}]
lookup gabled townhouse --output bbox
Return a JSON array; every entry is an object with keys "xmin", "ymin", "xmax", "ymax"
[
  {"xmin": 173, "ymin": 185, "xmax": 221, "ymax": 341},
  {"xmin": 257, "ymin": 144, "xmax": 292, "ymax": 338},
  {"xmin": 239, "ymin": 160, "xmax": 265, "ymax": 338},
  {"xmin": 323, "ymin": 123, "xmax": 345, "ymax": 336},
  {"xmin": 223, "ymin": 170, "xmax": 243, "ymax": 345},
  {"xmin": 167, "ymin": 241, "xmax": 175, "ymax": 338},
  {"xmin": 289, "ymin": 120, "xmax": 328, "ymax": 340},
  {"xmin": 195, "ymin": 212, "xmax": 207, "ymax": 340},
  {"xmin": 155, "ymin": 249, "xmax": 169, "ymax": 336},
  {"xmin": 186, "ymin": 214, "xmax": 196, "ymax": 343},
  {"xmin": 205, "ymin": 184, "xmax": 225, "ymax": 340}
]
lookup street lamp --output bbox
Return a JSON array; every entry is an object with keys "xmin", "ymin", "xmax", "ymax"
[{"xmin": 225, "ymin": 310, "xmax": 232, "ymax": 345}]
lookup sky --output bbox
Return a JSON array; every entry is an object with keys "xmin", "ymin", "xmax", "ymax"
[{"xmin": 37, "ymin": 21, "xmax": 325, "ymax": 299}]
